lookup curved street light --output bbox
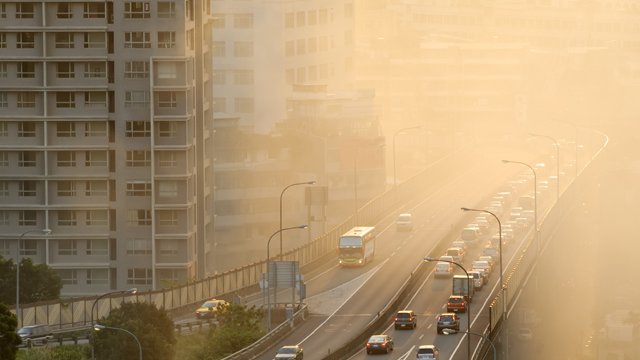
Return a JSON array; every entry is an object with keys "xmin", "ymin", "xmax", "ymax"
[
  {"xmin": 266, "ymin": 224, "xmax": 308, "ymax": 330},
  {"xmin": 424, "ymin": 256, "xmax": 471, "ymax": 359},
  {"xmin": 393, "ymin": 125, "xmax": 422, "ymax": 187},
  {"xmin": 442, "ymin": 328, "xmax": 497, "ymax": 360},
  {"xmin": 93, "ymin": 324, "xmax": 142, "ymax": 360},
  {"xmin": 502, "ymin": 159, "xmax": 539, "ymax": 253},
  {"xmin": 16, "ymin": 228, "xmax": 51, "ymax": 327},
  {"xmin": 529, "ymin": 132, "xmax": 560, "ymax": 200},
  {"xmin": 91, "ymin": 288, "xmax": 137, "ymax": 360}
]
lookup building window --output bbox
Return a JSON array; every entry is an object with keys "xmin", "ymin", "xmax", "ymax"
[
  {"xmin": 124, "ymin": 32, "xmax": 151, "ymax": 48},
  {"xmin": 85, "ymin": 181, "xmax": 107, "ymax": 196},
  {"xmin": 84, "ymin": 92, "xmax": 106, "ymax": 108},
  {"xmin": 212, "ymin": 97, "xmax": 225, "ymax": 112},
  {"xmin": 0, "ymin": 33, "xmax": 6, "ymax": 48},
  {"xmin": 57, "ymin": 121, "xmax": 76, "ymax": 137},
  {"xmin": 16, "ymin": 3, "xmax": 35, "ymax": 19},
  {"xmin": 56, "ymin": 62, "xmax": 75, "ymax": 78},
  {"xmin": 85, "ymin": 122, "xmax": 107, "ymax": 137},
  {"xmin": 158, "ymin": 181, "xmax": 178, "ymax": 197},
  {"xmin": 0, "ymin": 152, "xmax": 7, "ymax": 167},
  {"xmin": 86, "ymin": 269, "xmax": 108, "ymax": 285},
  {"xmin": 157, "ymin": 32, "xmax": 175, "ymax": 48},
  {"xmin": 0, "ymin": 63, "xmax": 6, "ymax": 77},
  {"xmin": 58, "ymin": 269, "xmax": 78, "ymax": 285},
  {"xmin": 86, "ymin": 239, "xmax": 108, "ymax": 256},
  {"xmin": 17, "ymin": 33, "xmax": 35, "ymax": 48},
  {"xmin": 212, "ymin": 71, "xmax": 225, "ymax": 85},
  {"xmin": 124, "ymin": 2, "xmax": 150, "ymax": 18},
  {"xmin": 84, "ymin": 62, "xmax": 106, "ymax": 78},
  {"xmin": 235, "ymin": 97, "xmax": 254, "ymax": 113},
  {"xmin": 0, "ymin": 92, "xmax": 6, "ymax": 108},
  {"xmin": 18, "ymin": 152, "xmax": 36, "ymax": 167},
  {"xmin": 212, "ymin": 41, "xmax": 225, "ymax": 57},
  {"xmin": 57, "ymin": 151, "xmax": 76, "ymax": 167},
  {"xmin": 127, "ymin": 268, "xmax": 152, "ymax": 285},
  {"xmin": 158, "ymin": 122, "xmax": 177, "ymax": 137},
  {"xmin": 17, "ymin": 62, "xmax": 36, "ymax": 78},
  {"xmin": 158, "ymin": 2, "xmax": 175, "ymax": 18},
  {"xmin": 125, "ymin": 121, "xmax": 150, "ymax": 137},
  {"xmin": 158, "ymin": 239, "xmax": 179, "ymax": 256},
  {"xmin": 157, "ymin": 92, "xmax": 177, "ymax": 108},
  {"xmin": 17, "ymin": 92, "xmax": 36, "ymax": 108},
  {"xmin": 127, "ymin": 210, "xmax": 151, "ymax": 226},
  {"xmin": 85, "ymin": 151, "xmax": 107, "ymax": 166},
  {"xmin": 84, "ymin": 3, "xmax": 105, "ymax": 18},
  {"xmin": 126, "ymin": 151, "xmax": 150, "ymax": 167},
  {"xmin": 0, "ymin": 181, "xmax": 7, "ymax": 197},
  {"xmin": 18, "ymin": 122, "xmax": 36, "ymax": 137},
  {"xmin": 18, "ymin": 210, "xmax": 37, "ymax": 226},
  {"xmin": 126, "ymin": 182, "xmax": 151, "ymax": 196},
  {"xmin": 158, "ymin": 152, "xmax": 177, "ymax": 167},
  {"xmin": 125, "ymin": 61, "xmax": 149, "ymax": 79},
  {"xmin": 234, "ymin": 41, "xmax": 253, "ymax": 57},
  {"xmin": 57, "ymin": 3, "xmax": 72, "ymax": 18},
  {"xmin": 157, "ymin": 62, "xmax": 177, "ymax": 79},
  {"xmin": 234, "ymin": 13, "xmax": 253, "ymax": 28},
  {"xmin": 126, "ymin": 239, "xmax": 151, "ymax": 255},
  {"xmin": 19, "ymin": 181, "xmax": 37, "ymax": 197},
  {"xmin": 0, "ymin": 212, "xmax": 8, "ymax": 227},
  {"xmin": 58, "ymin": 210, "xmax": 77, "ymax": 226},
  {"xmin": 20, "ymin": 239, "xmax": 37, "ymax": 255},
  {"xmin": 86, "ymin": 210, "xmax": 108, "ymax": 225},
  {"xmin": 0, "ymin": 122, "xmax": 6, "ymax": 136},
  {"xmin": 56, "ymin": 92, "xmax": 75, "ymax": 108},
  {"xmin": 83, "ymin": 32, "xmax": 105, "ymax": 48},
  {"xmin": 0, "ymin": 3, "xmax": 6, "ymax": 19},
  {"xmin": 125, "ymin": 91, "xmax": 150, "ymax": 108},
  {"xmin": 57, "ymin": 181, "xmax": 76, "ymax": 196},
  {"xmin": 55, "ymin": 32, "xmax": 74, "ymax": 48},
  {"xmin": 58, "ymin": 240, "xmax": 77, "ymax": 255},
  {"xmin": 234, "ymin": 70, "xmax": 254, "ymax": 85},
  {"xmin": 158, "ymin": 210, "xmax": 178, "ymax": 225}
]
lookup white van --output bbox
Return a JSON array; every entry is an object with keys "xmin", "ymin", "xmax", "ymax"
[
  {"xmin": 396, "ymin": 213, "xmax": 413, "ymax": 231},
  {"xmin": 445, "ymin": 247, "xmax": 464, "ymax": 263},
  {"xmin": 434, "ymin": 262, "xmax": 453, "ymax": 278}
]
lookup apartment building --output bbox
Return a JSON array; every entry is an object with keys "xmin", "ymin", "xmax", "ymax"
[{"xmin": 0, "ymin": 1, "xmax": 214, "ymax": 296}]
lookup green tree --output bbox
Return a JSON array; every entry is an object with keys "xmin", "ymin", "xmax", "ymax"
[
  {"xmin": 93, "ymin": 302, "xmax": 175, "ymax": 360},
  {"xmin": 195, "ymin": 304, "xmax": 264, "ymax": 359},
  {"xmin": 0, "ymin": 302, "xmax": 21, "ymax": 360},
  {"xmin": 0, "ymin": 256, "xmax": 62, "ymax": 305}
]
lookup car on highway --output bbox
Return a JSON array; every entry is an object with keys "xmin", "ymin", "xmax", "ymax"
[
  {"xmin": 195, "ymin": 299, "xmax": 229, "ymax": 320},
  {"xmin": 274, "ymin": 345, "xmax": 304, "ymax": 360},
  {"xmin": 366, "ymin": 334, "xmax": 394, "ymax": 354},
  {"xmin": 467, "ymin": 270, "xmax": 485, "ymax": 289},
  {"xmin": 17, "ymin": 325, "xmax": 52, "ymax": 346},
  {"xmin": 436, "ymin": 313, "xmax": 460, "ymax": 334},
  {"xmin": 472, "ymin": 260, "xmax": 492, "ymax": 274},
  {"xmin": 446, "ymin": 295, "xmax": 468, "ymax": 313},
  {"xmin": 451, "ymin": 240, "xmax": 468, "ymax": 251},
  {"xmin": 434, "ymin": 261, "xmax": 453, "ymax": 278},
  {"xmin": 460, "ymin": 226, "xmax": 481, "ymax": 245},
  {"xmin": 445, "ymin": 247, "xmax": 464, "ymax": 263},
  {"xmin": 396, "ymin": 213, "xmax": 413, "ymax": 231},
  {"xmin": 416, "ymin": 344, "xmax": 440, "ymax": 359},
  {"xmin": 394, "ymin": 310, "xmax": 417, "ymax": 330}
]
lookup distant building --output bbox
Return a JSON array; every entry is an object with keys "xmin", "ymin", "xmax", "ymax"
[{"xmin": 596, "ymin": 310, "xmax": 640, "ymax": 359}]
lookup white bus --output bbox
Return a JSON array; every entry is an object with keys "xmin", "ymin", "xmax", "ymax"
[{"xmin": 338, "ymin": 226, "xmax": 376, "ymax": 267}]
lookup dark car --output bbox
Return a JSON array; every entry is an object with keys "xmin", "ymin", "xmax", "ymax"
[
  {"xmin": 274, "ymin": 345, "xmax": 303, "ymax": 360},
  {"xmin": 366, "ymin": 334, "xmax": 394, "ymax": 354},
  {"xmin": 436, "ymin": 313, "xmax": 460, "ymax": 334},
  {"xmin": 446, "ymin": 295, "xmax": 468, "ymax": 313},
  {"xmin": 17, "ymin": 325, "xmax": 53, "ymax": 346},
  {"xmin": 394, "ymin": 310, "xmax": 417, "ymax": 330}
]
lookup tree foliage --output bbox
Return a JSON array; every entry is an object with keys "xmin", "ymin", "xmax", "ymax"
[
  {"xmin": 0, "ymin": 256, "xmax": 62, "ymax": 305},
  {"xmin": 17, "ymin": 345, "xmax": 89, "ymax": 360},
  {"xmin": 194, "ymin": 303, "xmax": 264, "ymax": 359},
  {"xmin": 0, "ymin": 302, "xmax": 21, "ymax": 360},
  {"xmin": 93, "ymin": 301, "xmax": 175, "ymax": 360}
]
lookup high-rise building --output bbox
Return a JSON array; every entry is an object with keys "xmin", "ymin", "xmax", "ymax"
[{"xmin": 0, "ymin": 1, "xmax": 214, "ymax": 296}]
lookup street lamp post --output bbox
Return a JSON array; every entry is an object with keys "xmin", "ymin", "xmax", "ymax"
[
  {"xmin": 393, "ymin": 125, "xmax": 422, "ymax": 187},
  {"xmin": 266, "ymin": 225, "xmax": 307, "ymax": 330},
  {"xmin": 461, "ymin": 207, "xmax": 505, "ymax": 320},
  {"xmin": 529, "ymin": 133, "xmax": 560, "ymax": 199},
  {"xmin": 279, "ymin": 181, "xmax": 316, "ymax": 260},
  {"xmin": 442, "ymin": 328, "xmax": 497, "ymax": 360},
  {"xmin": 93, "ymin": 324, "xmax": 142, "ymax": 360},
  {"xmin": 424, "ymin": 256, "xmax": 471, "ymax": 359},
  {"xmin": 502, "ymin": 160, "xmax": 538, "ymax": 252},
  {"xmin": 16, "ymin": 229, "xmax": 51, "ymax": 326},
  {"xmin": 91, "ymin": 288, "xmax": 137, "ymax": 360}
]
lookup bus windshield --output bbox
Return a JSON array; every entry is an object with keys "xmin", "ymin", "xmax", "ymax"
[{"xmin": 339, "ymin": 236, "xmax": 362, "ymax": 247}]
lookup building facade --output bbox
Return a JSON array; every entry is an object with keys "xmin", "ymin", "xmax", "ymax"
[{"xmin": 0, "ymin": 0, "xmax": 214, "ymax": 296}]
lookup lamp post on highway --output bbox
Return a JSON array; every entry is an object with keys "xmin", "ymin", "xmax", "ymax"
[
  {"xmin": 93, "ymin": 324, "xmax": 142, "ymax": 360},
  {"xmin": 529, "ymin": 132, "xmax": 560, "ymax": 200},
  {"xmin": 461, "ymin": 207, "xmax": 505, "ymax": 320},
  {"xmin": 91, "ymin": 288, "xmax": 137, "ymax": 360},
  {"xmin": 266, "ymin": 225, "xmax": 307, "ymax": 330},
  {"xmin": 16, "ymin": 228, "xmax": 51, "ymax": 326},
  {"xmin": 393, "ymin": 125, "xmax": 422, "ymax": 187},
  {"xmin": 502, "ymin": 160, "xmax": 539, "ymax": 253},
  {"xmin": 279, "ymin": 181, "xmax": 315, "ymax": 260},
  {"xmin": 424, "ymin": 256, "xmax": 471, "ymax": 359},
  {"xmin": 442, "ymin": 328, "xmax": 497, "ymax": 360}
]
